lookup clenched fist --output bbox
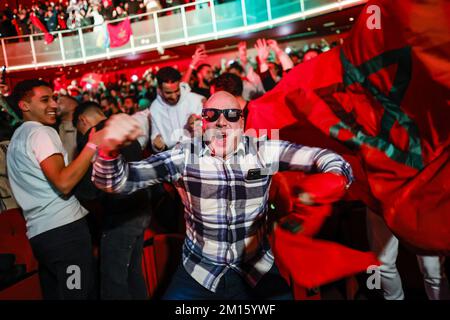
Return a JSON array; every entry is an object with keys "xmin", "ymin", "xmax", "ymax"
[{"xmin": 98, "ymin": 113, "xmax": 144, "ymax": 153}]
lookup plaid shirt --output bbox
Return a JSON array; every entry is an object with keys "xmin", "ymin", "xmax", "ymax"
[{"xmin": 92, "ymin": 136, "xmax": 353, "ymax": 292}]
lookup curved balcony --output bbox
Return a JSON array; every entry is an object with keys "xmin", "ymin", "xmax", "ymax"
[{"xmin": 0, "ymin": 0, "xmax": 367, "ymax": 72}]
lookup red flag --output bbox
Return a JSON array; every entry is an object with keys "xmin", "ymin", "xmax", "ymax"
[
  {"xmin": 107, "ymin": 18, "xmax": 132, "ymax": 48},
  {"xmin": 268, "ymin": 172, "xmax": 379, "ymax": 288},
  {"xmin": 271, "ymin": 227, "xmax": 379, "ymax": 289},
  {"xmin": 247, "ymin": 0, "xmax": 450, "ymax": 253},
  {"xmin": 29, "ymin": 12, "xmax": 54, "ymax": 44}
]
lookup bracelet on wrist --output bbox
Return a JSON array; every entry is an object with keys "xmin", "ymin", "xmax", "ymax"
[{"xmin": 86, "ymin": 142, "xmax": 98, "ymax": 151}]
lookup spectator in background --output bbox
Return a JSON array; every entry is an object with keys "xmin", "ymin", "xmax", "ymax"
[
  {"xmin": 57, "ymin": 95, "xmax": 79, "ymax": 163},
  {"xmin": 302, "ymin": 48, "xmax": 321, "ymax": 62},
  {"xmin": 288, "ymin": 51, "xmax": 301, "ymax": 66},
  {"xmin": 192, "ymin": 63, "xmax": 213, "ymax": 99},
  {"xmin": 254, "ymin": 38, "xmax": 294, "ymax": 92},
  {"xmin": 67, "ymin": 9, "xmax": 82, "ymax": 30},
  {"xmin": 73, "ymin": 102, "xmax": 152, "ymax": 300},
  {"xmin": 45, "ymin": 7, "xmax": 58, "ymax": 32},
  {"xmin": 100, "ymin": 96, "xmax": 121, "ymax": 117},
  {"xmin": 122, "ymin": 95, "xmax": 138, "ymax": 115},
  {"xmin": 211, "ymin": 72, "xmax": 249, "ymax": 127},
  {"xmin": 143, "ymin": 0, "xmax": 162, "ymax": 13},
  {"xmin": 150, "ymin": 66, "xmax": 205, "ymax": 152}
]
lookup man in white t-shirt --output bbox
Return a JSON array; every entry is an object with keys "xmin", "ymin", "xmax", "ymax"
[
  {"xmin": 7, "ymin": 79, "xmax": 104, "ymax": 299},
  {"xmin": 149, "ymin": 66, "xmax": 205, "ymax": 152}
]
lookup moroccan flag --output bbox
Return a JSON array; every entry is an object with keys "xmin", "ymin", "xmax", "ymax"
[
  {"xmin": 107, "ymin": 18, "xmax": 132, "ymax": 48},
  {"xmin": 30, "ymin": 13, "xmax": 54, "ymax": 44},
  {"xmin": 247, "ymin": 0, "xmax": 450, "ymax": 254}
]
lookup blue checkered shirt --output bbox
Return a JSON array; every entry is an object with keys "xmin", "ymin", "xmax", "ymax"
[{"xmin": 92, "ymin": 136, "xmax": 353, "ymax": 292}]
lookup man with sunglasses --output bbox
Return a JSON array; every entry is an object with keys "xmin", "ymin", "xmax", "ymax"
[{"xmin": 92, "ymin": 91, "xmax": 353, "ymax": 299}]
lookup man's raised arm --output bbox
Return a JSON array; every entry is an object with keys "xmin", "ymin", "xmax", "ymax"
[{"xmin": 92, "ymin": 113, "xmax": 183, "ymax": 195}]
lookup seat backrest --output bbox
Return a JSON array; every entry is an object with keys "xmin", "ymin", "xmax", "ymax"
[
  {"xmin": 0, "ymin": 208, "xmax": 38, "ymax": 273},
  {"xmin": 141, "ymin": 233, "xmax": 184, "ymax": 299}
]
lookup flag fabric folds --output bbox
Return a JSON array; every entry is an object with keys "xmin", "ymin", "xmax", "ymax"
[
  {"xmin": 29, "ymin": 13, "xmax": 54, "ymax": 44},
  {"xmin": 107, "ymin": 18, "xmax": 132, "ymax": 48},
  {"xmin": 247, "ymin": 0, "xmax": 450, "ymax": 254}
]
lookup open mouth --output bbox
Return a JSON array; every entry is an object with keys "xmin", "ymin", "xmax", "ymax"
[{"xmin": 213, "ymin": 131, "xmax": 227, "ymax": 145}]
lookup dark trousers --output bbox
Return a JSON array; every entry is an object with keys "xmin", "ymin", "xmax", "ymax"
[
  {"xmin": 100, "ymin": 209, "xmax": 151, "ymax": 300},
  {"xmin": 162, "ymin": 263, "xmax": 293, "ymax": 300},
  {"xmin": 29, "ymin": 217, "xmax": 95, "ymax": 300}
]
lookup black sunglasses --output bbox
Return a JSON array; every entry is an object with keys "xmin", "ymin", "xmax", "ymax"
[{"xmin": 202, "ymin": 108, "xmax": 243, "ymax": 122}]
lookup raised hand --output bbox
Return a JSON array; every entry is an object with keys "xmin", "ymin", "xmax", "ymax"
[
  {"xmin": 191, "ymin": 47, "xmax": 208, "ymax": 69},
  {"xmin": 152, "ymin": 134, "xmax": 166, "ymax": 151},
  {"xmin": 98, "ymin": 113, "xmax": 144, "ymax": 153},
  {"xmin": 254, "ymin": 38, "xmax": 270, "ymax": 64},
  {"xmin": 267, "ymin": 39, "xmax": 282, "ymax": 54}
]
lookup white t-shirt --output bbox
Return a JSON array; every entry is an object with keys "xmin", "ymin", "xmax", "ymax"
[
  {"xmin": 7, "ymin": 121, "xmax": 88, "ymax": 239},
  {"xmin": 150, "ymin": 82, "xmax": 204, "ymax": 150}
]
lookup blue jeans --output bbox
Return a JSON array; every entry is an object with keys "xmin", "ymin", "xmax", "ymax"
[
  {"xmin": 162, "ymin": 263, "xmax": 293, "ymax": 300},
  {"xmin": 100, "ymin": 208, "xmax": 151, "ymax": 300}
]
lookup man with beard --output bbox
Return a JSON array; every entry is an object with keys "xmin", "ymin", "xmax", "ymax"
[
  {"xmin": 149, "ymin": 66, "xmax": 205, "ymax": 152},
  {"xmin": 191, "ymin": 64, "xmax": 213, "ymax": 99},
  {"xmin": 91, "ymin": 91, "xmax": 353, "ymax": 299}
]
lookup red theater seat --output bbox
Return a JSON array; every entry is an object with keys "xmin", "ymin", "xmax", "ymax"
[
  {"xmin": 141, "ymin": 233, "xmax": 184, "ymax": 299},
  {"xmin": 0, "ymin": 209, "xmax": 38, "ymax": 273}
]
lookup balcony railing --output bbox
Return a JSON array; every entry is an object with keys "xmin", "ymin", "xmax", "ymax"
[{"xmin": 0, "ymin": 0, "xmax": 367, "ymax": 72}]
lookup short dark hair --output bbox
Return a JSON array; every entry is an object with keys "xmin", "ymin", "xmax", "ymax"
[
  {"xmin": 100, "ymin": 95, "xmax": 118, "ymax": 107},
  {"xmin": 196, "ymin": 63, "xmax": 211, "ymax": 73},
  {"xmin": 12, "ymin": 79, "xmax": 51, "ymax": 103},
  {"xmin": 11, "ymin": 79, "xmax": 52, "ymax": 117},
  {"xmin": 227, "ymin": 62, "xmax": 244, "ymax": 75},
  {"xmin": 156, "ymin": 67, "xmax": 181, "ymax": 87},
  {"xmin": 58, "ymin": 94, "xmax": 79, "ymax": 105},
  {"xmin": 72, "ymin": 101, "xmax": 103, "ymax": 128},
  {"xmin": 214, "ymin": 73, "xmax": 243, "ymax": 97}
]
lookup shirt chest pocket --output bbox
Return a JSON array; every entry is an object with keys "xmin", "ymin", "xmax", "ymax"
[{"xmin": 236, "ymin": 170, "xmax": 270, "ymax": 212}]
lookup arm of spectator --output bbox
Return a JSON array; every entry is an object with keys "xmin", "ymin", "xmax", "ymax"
[
  {"xmin": 181, "ymin": 47, "xmax": 207, "ymax": 85},
  {"xmin": 37, "ymin": 126, "xmax": 105, "ymax": 196},
  {"xmin": 260, "ymin": 69, "xmax": 277, "ymax": 92},
  {"xmin": 254, "ymin": 38, "xmax": 270, "ymax": 73},
  {"xmin": 238, "ymin": 41, "xmax": 248, "ymax": 67},
  {"xmin": 150, "ymin": 110, "xmax": 167, "ymax": 152},
  {"xmin": 131, "ymin": 108, "xmax": 151, "ymax": 150},
  {"xmin": 268, "ymin": 39, "xmax": 294, "ymax": 71}
]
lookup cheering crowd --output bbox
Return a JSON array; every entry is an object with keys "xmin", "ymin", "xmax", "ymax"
[
  {"xmin": 0, "ymin": 0, "xmax": 221, "ymax": 38},
  {"xmin": 0, "ymin": 35, "xmax": 448, "ymax": 300}
]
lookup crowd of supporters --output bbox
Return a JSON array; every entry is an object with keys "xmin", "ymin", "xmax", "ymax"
[
  {"xmin": 1, "ymin": 32, "xmax": 449, "ymax": 300},
  {"xmin": 0, "ymin": 0, "xmax": 222, "ymax": 38},
  {"xmin": 0, "ymin": 38, "xmax": 325, "ymax": 297}
]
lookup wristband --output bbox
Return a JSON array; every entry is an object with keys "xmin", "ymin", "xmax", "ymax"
[
  {"xmin": 86, "ymin": 142, "xmax": 98, "ymax": 151},
  {"xmin": 98, "ymin": 148, "xmax": 120, "ymax": 160}
]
